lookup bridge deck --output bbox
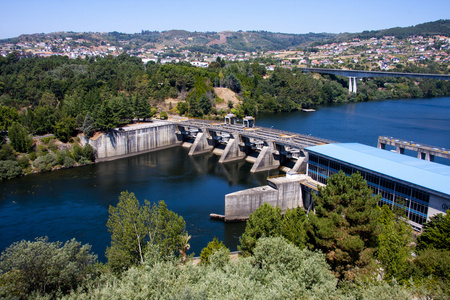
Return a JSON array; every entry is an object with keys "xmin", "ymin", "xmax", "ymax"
[
  {"xmin": 378, "ymin": 136, "xmax": 450, "ymax": 160},
  {"xmin": 176, "ymin": 119, "xmax": 333, "ymax": 149}
]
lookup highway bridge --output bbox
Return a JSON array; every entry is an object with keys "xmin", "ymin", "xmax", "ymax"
[{"xmin": 302, "ymin": 68, "xmax": 450, "ymax": 93}]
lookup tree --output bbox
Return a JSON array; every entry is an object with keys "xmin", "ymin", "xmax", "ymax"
[
  {"xmin": 376, "ymin": 205, "xmax": 413, "ymax": 281},
  {"xmin": 95, "ymin": 101, "xmax": 118, "ymax": 131},
  {"xmin": 0, "ymin": 237, "xmax": 97, "ymax": 298},
  {"xmin": 8, "ymin": 122, "xmax": 32, "ymax": 153},
  {"xmin": 82, "ymin": 112, "xmax": 95, "ymax": 137},
  {"xmin": 106, "ymin": 191, "xmax": 148, "ymax": 272},
  {"xmin": 106, "ymin": 191, "xmax": 187, "ymax": 273},
  {"xmin": 160, "ymin": 111, "xmax": 168, "ymax": 120},
  {"xmin": 198, "ymin": 94, "xmax": 211, "ymax": 115},
  {"xmin": 417, "ymin": 210, "xmax": 450, "ymax": 251},
  {"xmin": 0, "ymin": 106, "xmax": 18, "ymax": 131},
  {"xmin": 54, "ymin": 116, "xmax": 76, "ymax": 143},
  {"xmin": 200, "ymin": 237, "xmax": 229, "ymax": 265},
  {"xmin": 306, "ymin": 171, "xmax": 381, "ymax": 280},
  {"xmin": 238, "ymin": 202, "xmax": 282, "ymax": 255},
  {"xmin": 280, "ymin": 206, "xmax": 307, "ymax": 249}
]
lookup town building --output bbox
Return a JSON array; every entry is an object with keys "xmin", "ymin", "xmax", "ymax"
[{"xmin": 305, "ymin": 143, "xmax": 450, "ymax": 231}]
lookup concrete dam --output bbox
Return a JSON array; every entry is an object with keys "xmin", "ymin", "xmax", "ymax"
[{"xmin": 81, "ymin": 118, "xmax": 328, "ymax": 221}]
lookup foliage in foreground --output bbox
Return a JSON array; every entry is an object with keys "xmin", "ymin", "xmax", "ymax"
[
  {"xmin": 0, "ymin": 237, "xmax": 97, "ymax": 299},
  {"xmin": 105, "ymin": 191, "xmax": 187, "ymax": 273}
]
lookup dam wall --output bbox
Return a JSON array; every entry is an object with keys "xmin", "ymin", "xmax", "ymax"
[{"xmin": 81, "ymin": 121, "xmax": 180, "ymax": 161}]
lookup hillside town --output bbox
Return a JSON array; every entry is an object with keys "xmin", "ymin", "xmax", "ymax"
[{"xmin": 1, "ymin": 32, "xmax": 449, "ymax": 72}]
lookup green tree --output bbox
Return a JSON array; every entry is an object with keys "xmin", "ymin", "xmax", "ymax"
[
  {"xmin": 54, "ymin": 116, "xmax": 76, "ymax": 143},
  {"xmin": 306, "ymin": 171, "xmax": 381, "ymax": 280},
  {"xmin": 376, "ymin": 205, "xmax": 413, "ymax": 281},
  {"xmin": 106, "ymin": 191, "xmax": 187, "ymax": 273},
  {"xmin": 198, "ymin": 94, "xmax": 211, "ymax": 115},
  {"xmin": 280, "ymin": 206, "xmax": 307, "ymax": 249},
  {"xmin": 0, "ymin": 237, "xmax": 97, "ymax": 298},
  {"xmin": 95, "ymin": 101, "xmax": 118, "ymax": 131},
  {"xmin": 82, "ymin": 112, "xmax": 95, "ymax": 137},
  {"xmin": 0, "ymin": 106, "xmax": 18, "ymax": 131},
  {"xmin": 8, "ymin": 122, "xmax": 32, "ymax": 153},
  {"xmin": 200, "ymin": 237, "xmax": 229, "ymax": 265},
  {"xmin": 160, "ymin": 111, "xmax": 168, "ymax": 120},
  {"xmin": 417, "ymin": 210, "xmax": 450, "ymax": 251},
  {"xmin": 238, "ymin": 202, "xmax": 282, "ymax": 255}
]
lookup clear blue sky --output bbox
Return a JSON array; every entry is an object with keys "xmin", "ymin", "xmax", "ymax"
[{"xmin": 1, "ymin": 0, "xmax": 449, "ymax": 40}]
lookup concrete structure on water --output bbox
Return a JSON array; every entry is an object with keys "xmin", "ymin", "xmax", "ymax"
[
  {"xmin": 221, "ymin": 172, "xmax": 319, "ymax": 222},
  {"xmin": 81, "ymin": 121, "xmax": 181, "ymax": 161}
]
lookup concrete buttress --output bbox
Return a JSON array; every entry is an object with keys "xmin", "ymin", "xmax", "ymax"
[
  {"xmin": 188, "ymin": 131, "xmax": 214, "ymax": 156},
  {"xmin": 250, "ymin": 141, "xmax": 280, "ymax": 173},
  {"xmin": 219, "ymin": 133, "xmax": 246, "ymax": 163}
]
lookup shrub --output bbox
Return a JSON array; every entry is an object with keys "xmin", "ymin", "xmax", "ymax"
[
  {"xmin": 72, "ymin": 143, "xmax": 83, "ymax": 162},
  {"xmin": 160, "ymin": 111, "xmax": 168, "ymax": 120},
  {"xmin": 200, "ymin": 238, "xmax": 229, "ymax": 265},
  {"xmin": 63, "ymin": 156, "xmax": 75, "ymax": 168},
  {"xmin": 0, "ymin": 160, "xmax": 22, "ymax": 180},
  {"xmin": 18, "ymin": 156, "xmax": 29, "ymax": 169},
  {"xmin": 0, "ymin": 237, "xmax": 97, "ymax": 298},
  {"xmin": 83, "ymin": 144, "xmax": 95, "ymax": 162},
  {"xmin": 33, "ymin": 153, "xmax": 57, "ymax": 172},
  {"xmin": 0, "ymin": 144, "xmax": 16, "ymax": 161}
]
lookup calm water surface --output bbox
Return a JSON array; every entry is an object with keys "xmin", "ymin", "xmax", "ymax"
[{"xmin": 1, "ymin": 97, "xmax": 449, "ymax": 260}]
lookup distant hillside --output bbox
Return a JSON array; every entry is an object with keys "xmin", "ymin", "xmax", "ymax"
[
  {"xmin": 319, "ymin": 19, "xmax": 450, "ymax": 45},
  {"xmin": 2, "ymin": 19, "xmax": 449, "ymax": 53}
]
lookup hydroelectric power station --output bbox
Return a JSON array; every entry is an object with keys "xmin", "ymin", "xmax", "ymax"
[{"xmin": 81, "ymin": 116, "xmax": 450, "ymax": 229}]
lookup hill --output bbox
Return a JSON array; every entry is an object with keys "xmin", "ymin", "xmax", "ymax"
[{"xmin": 1, "ymin": 19, "xmax": 449, "ymax": 53}]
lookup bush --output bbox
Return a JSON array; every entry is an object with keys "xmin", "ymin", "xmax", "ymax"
[
  {"xmin": 72, "ymin": 143, "xmax": 83, "ymax": 162},
  {"xmin": 83, "ymin": 144, "xmax": 95, "ymax": 162},
  {"xmin": 18, "ymin": 156, "xmax": 29, "ymax": 169},
  {"xmin": 0, "ymin": 237, "xmax": 97, "ymax": 298},
  {"xmin": 160, "ymin": 111, "xmax": 168, "ymax": 120},
  {"xmin": 0, "ymin": 144, "xmax": 16, "ymax": 161},
  {"xmin": 0, "ymin": 160, "xmax": 22, "ymax": 180},
  {"xmin": 200, "ymin": 238, "xmax": 229, "ymax": 265},
  {"xmin": 63, "ymin": 156, "xmax": 75, "ymax": 168},
  {"xmin": 33, "ymin": 153, "xmax": 57, "ymax": 172}
]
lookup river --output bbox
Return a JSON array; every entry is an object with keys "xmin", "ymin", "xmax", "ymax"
[{"xmin": 1, "ymin": 97, "xmax": 449, "ymax": 260}]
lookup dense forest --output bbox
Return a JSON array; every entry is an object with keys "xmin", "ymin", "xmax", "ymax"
[{"xmin": 1, "ymin": 173, "xmax": 449, "ymax": 299}]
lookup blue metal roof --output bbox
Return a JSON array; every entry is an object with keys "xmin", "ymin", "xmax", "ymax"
[{"xmin": 305, "ymin": 143, "xmax": 450, "ymax": 196}]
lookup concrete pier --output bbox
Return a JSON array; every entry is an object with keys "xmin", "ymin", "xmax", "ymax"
[
  {"xmin": 250, "ymin": 141, "xmax": 281, "ymax": 173},
  {"xmin": 224, "ymin": 174, "xmax": 303, "ymax": 222},
  {"xmin": 188, "ymin": 130, "xmax": 215, "ymax": 156},
  {"xmin": 218, "ymin": 133, "xmax": 247, "ymax": 163}
]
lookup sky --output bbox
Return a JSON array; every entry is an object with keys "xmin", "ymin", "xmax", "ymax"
[{"xmin": 1, "ymin": 0, "xmax": 449, "ymax": 40}]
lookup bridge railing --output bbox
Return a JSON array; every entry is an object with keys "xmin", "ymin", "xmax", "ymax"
[
  {"xmin": 379, "ymin": 136, "xmax": 449, "ymax": 153},
  {"xmin": 177, "ymin": 118, "xmax": 334, "ymax": 145}
]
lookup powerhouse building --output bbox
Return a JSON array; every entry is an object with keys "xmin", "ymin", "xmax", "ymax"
[{"xmin": 305, "ymin": 143, "xmax": 450, "ymax": 231}]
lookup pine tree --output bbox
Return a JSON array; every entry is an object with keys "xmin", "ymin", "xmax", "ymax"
[
  {"xmin": 238, "ymin": 202, "xmax": 282, "ymax": 255},
  {"xmin": 306, "ymin": 171, "xmax": 381, "ymax": 280},
  {"xmin": 82, "ymin": 112, "xmax": 95, "ymax": 137}
]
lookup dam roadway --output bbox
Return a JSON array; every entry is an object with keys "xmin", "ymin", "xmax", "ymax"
[{"xmin": 175, "ymin": 118, "xmax": 334, "ymax": 173}]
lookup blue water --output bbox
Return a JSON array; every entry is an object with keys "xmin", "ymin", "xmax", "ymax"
[{"xmin": 1, "ymin": 97, "xmax": 449, "ymax": 260}]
